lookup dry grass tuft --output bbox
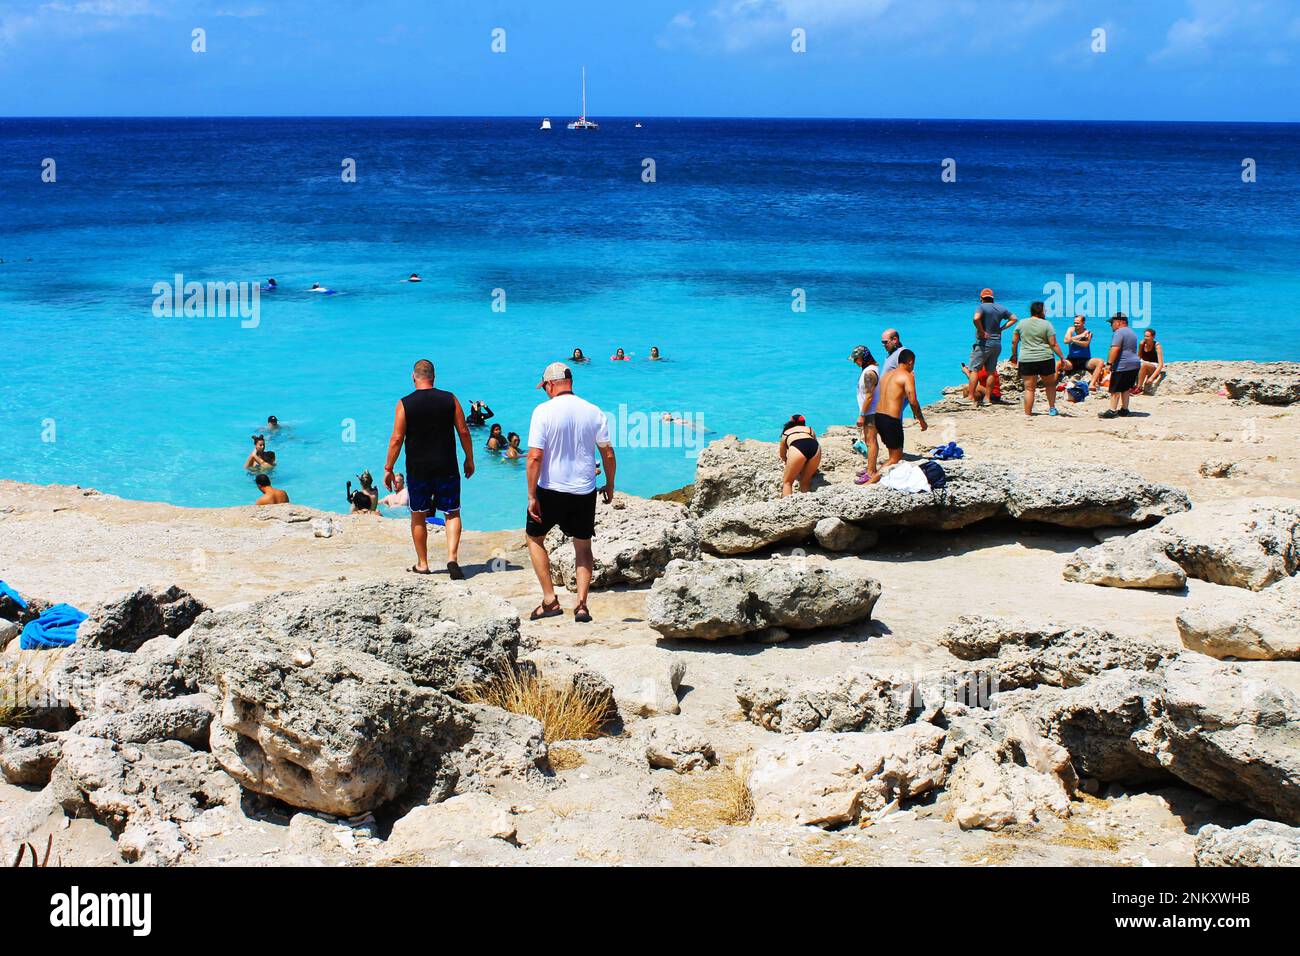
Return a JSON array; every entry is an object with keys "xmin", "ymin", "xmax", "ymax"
[
  {"xmin": 1050, "ymin": 820, "xmax": 1121, "ymax": 852},
  {"xmin": 0, "ymin": 652, "xmax": 62, "ymax": 728},
  {"xmin": 462, "ymin": 668, "xmax": 609, "ymax": 744},
  {"xmin": 656, "ymin": 766, "xmax": 754, "ymax": 831},
  {"xmin": 546, "ymin": 746, "xmax": 586, "ymax": 772}
]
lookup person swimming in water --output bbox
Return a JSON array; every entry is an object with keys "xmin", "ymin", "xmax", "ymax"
[
  {"xmin": 379, "ymin": 473, "xmax": 408, "ymax": 510},
  {"xmin": 611, "ymin": 348, "xmax": 630, "ymax": 361},
  {"xmin": 466, "ymin": 401, "xmax": 494, "ymax": 427},
  {"xmin": 407, "ymin": 273, "xmax": 422, "ymax": 282},
  {"xmin": 571, "ymin": 348, "xmax": 589, "ymax": 364},
  {"xmin": 265, "ymin": 278, "xmax": 278, "ymax": 291},
  {"xmin": 266, "ymin": 415, "xmax": 280, "ymax": 432},
  {"xmin": 486, "ymin": 423, "xmax": 507, "ymax": 451},
  {"xmin": 253, "ymin": 473, "xmax": 289, "ymax": 505},
  {"xmin": 648, "ymin": 347, "xmax": 663, "ymax": 361},
  {"xmin": 308, "ymin": 283, "xmax": 337, "ymax": 294},
  {"xmin": 356, "ymin": 470, "xmax": 380, "ymax": 510},
  {"xmin": 346, "ymin": 480, "xmax": 374, "ymax": 513},
  {"xmin": 504, "ymin": 432, "xmax": 522, "ymax": 460},
  {"xmin": 244, "ymin": 434, "xmax": 275, "ymax": 472}
]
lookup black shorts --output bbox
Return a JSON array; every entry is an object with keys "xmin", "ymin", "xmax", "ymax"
[
  {"xmin": 1019, "ymin": 358, "xmax": 1056, "ymax": 378},
  {"xmin": 526, "ymin": 487, "xmax": 597, "ymax": 540},
  {"xmin": 1109, "ymin": 367, "xmax": 1139, "ymax": 394},
  {"xmin": 875, "ymin": 413, "xmax": 904, "ymax": 451}
]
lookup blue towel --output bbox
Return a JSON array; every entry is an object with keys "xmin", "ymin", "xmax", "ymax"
[
  {"xmin": 20, "ymin": 603, "xmax": 87, "ymax": 650},
  {"xmin": 932, "ymin": 441, "xmax": 965, "ymax": 461},
  {"xmin": 0, "ymin": 580, "xmax": 27, "ymax": 611}
]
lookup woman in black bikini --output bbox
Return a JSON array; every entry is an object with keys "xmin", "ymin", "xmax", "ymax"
[
  {"xmin": 486, "ymin": 423, "xmax": 506, "ymax": 451},
  {"xmin": 778, "ymin": 414, "xmax": 821, "ymax": 497},
  {"xmin": 1134, "ymin": 328, "xmax": 1165, "ymax": 394}
]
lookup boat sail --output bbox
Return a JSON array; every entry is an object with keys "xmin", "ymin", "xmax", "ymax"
[{"xmin": 566, "ymin": 67, "xmax": 599, "ymax": 130}]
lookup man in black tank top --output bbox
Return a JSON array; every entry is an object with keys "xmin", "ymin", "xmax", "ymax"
[{"xmin": 384, "ymin": 359, "xmax": 475, "ymax": 578}]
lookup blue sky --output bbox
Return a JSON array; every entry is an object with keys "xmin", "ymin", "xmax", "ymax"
[{"xmin": 1, "ymin": 0, "xmax": 1298, "ymax": 120}]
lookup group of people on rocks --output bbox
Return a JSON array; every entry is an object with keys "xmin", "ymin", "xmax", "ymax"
[{"xmin": 960, "ymin": 288, "xmax": 1166, "ymax": 420}]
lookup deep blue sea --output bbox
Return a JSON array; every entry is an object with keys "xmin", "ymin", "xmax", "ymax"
[{"xmin": 2, "ymin": 117, "xmax": 1299, "ymax": 528}]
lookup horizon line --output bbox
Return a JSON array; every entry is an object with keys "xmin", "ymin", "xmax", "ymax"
[{"xmin": 3, "ymin": 114, "xmax": 1300, "ymax": 126}]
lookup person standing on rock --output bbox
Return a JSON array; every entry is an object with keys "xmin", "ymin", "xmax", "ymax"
[
  {"xmin": 849, "ymin": 345, "xmax": 879, "ymax": 478},
  {"xmin": 968, "ymin": 288, "xmax": 1016, "ymax": 406},
  {"xmin": 383, "ymin": 359, "xmax": 475, "ymax": 579},
  {"xmin": 1099, "ymin": 312, "xmax": 1142, "ymax": 419},
  {"xmin": 865, "ymin": 348, "xmax": 927, "ymax": 483},
  {"xmin": 525, "ymin": 361, "xmax": 616, "ymax": 624}
]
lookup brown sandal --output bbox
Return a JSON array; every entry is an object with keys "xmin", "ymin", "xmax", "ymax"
[
  {"xmin": 573, "ymin": 602, "xmax": 592, "ymax": 624},
  {"xmin": 530, "ymin": 597, "xmax": 563, "ymax": 621}
]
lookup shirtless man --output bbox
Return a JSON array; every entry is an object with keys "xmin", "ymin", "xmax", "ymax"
[
  {"xmin": 867, "ymin": 348, "xmax": 926, "ymax": 483},
  {"xmin": 253, "ymin": 473, "xmax": 289, "ymax": 505}
]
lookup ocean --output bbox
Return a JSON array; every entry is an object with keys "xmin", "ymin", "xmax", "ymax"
[{"xmin": 2, "ymin": 117, "xmax": 1298, "ymax": 529}]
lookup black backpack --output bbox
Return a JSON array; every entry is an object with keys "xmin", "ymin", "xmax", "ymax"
[{"xmin": 919, "ymin": 460, "xmax": 947, "ymax": 490}]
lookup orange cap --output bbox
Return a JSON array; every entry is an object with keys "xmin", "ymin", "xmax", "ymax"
[{"xmin": 980, "ymin": 288, "xmax": 994, "ymax": 300}]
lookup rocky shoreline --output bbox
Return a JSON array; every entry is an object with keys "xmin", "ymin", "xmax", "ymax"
[{"xmin": 3, "ymin": 360, "xmax": 1300, "ymax": 867}]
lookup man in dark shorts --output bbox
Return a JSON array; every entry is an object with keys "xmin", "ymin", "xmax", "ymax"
[
  {"xmin": 525, "ymin": 362, "xmax": 616, "ymax": 624},
  {"xmin": 968, "ymin": 288, "xmax": 1016, "ymax": 406},
  {"xmin": 867, "ymin": 349, "xmax": 927, "ymax": 483},
  {"xmin": 383, "ymin": 359, "xmax": 475, "ymax": 578},
  {"xmin": 1100, "ymin": 313, "xmax": 1142, "ymax": 419}
]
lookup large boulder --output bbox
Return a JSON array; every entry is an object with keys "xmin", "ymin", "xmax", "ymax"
[
  {"xmin": 70, "ymin": 695, "xmax": 214, "ymax": 748},
  {"xmin": 1063, "ymin": 534, "xmax": 1187, "ymax": 589},
  {"xmin": 42, "ymin": 636, "xmax": 193, "ymax": 724},
  {"xmin": 546, "ymin": 493, "xmax": 700, "ymax": 588},
  {"xmin": 743, "ymin": 723, "xmax": 947, "ymax": 828},
  {"xmin": 76, "ymin": 585, "xmax": 207, "ymax": 652},
  {"xmin": 1067, "ymin": 498, "xmax": 1300, "ymax": 591},
  {"xmin": 1195, "ymin": 820, "xmax": 1300, "ymax": 867},
  {"xmin": 689, "ymin": 432, "xmax": 863, "ymax": 513},
  {"xmin": 736, "ymin": 668, "xmax": 915, "ymax": 733},
  {"xmin": 945, "ymin": 714, "xmax": 1078, "ymax": 831},
  {"xmin": 694, "ymin": 459, "xmax": 1189, "ymax": 556},
  {"xmin": 993, "ymin": 670, "xmax": 1168, "ymax": 784},
  {"xmin": 0, "ymin": 726, "xmax": 64, "ymax": 786},
  {"xmin": 1156, "ymin": 361, "xmax": 1300, "ymax": 405},
  {"xmin": 1177, "ymin": 576, "xmax": 1300, "ymax": 661},
  {"xmin": 941, "ymin": 615, "xmax": 1174, "ymax": 691},
  {"xmin": 178, "ymin": 582, "xmax": 531, "ymax": 815},
  {"xmin": 1146, "ymin": 653, "xmax": 1300, "ymax": 825},
  {"xmin": 646, "ymin": 556, "xmax": 882, "ymax": 641}
]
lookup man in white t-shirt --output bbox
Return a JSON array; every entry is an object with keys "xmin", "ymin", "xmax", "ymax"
[
  {"xmin": 525, "ymin": 362, "xmax": 617, "ymax": 624},
  {"xmin": 849, "ymin": 345, "xmax": 879, "ymax": 478}
]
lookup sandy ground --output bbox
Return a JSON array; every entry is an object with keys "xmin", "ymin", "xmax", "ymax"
[{"xmin": 1, "ymin": 374, "xmax": 1294, "ymax": 866}]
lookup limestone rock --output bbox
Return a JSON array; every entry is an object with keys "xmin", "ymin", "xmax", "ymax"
[
  {"xmin": 388, "ymin": 793, "xmax": 521, "ymax": 851},
  {"xmin": 1177, "ymin": 577, "xmax": 1300, "ymax": 661},
  {"xmin": 546, "ymin": 493, "xmax": 700, "ymax": 588},
  {"xmin": 693, "ymin": 459, "xmax": 1189, "ymax": 555},
  {"xmin": 1195, "ymin": 820, "xmax": 1300, "ymax": 867},
  {"xmin": 580, "ymin": 645, "xmax": 686, "ymax": 718},
  {"xmin": 1147, "ymin": 653, "xmax": 1300, "ymax": 825},
  {"xmin": 0, "ymin": 727, "xmax": 64, "ymax": 786},
  {"xmin": 744, "ymin": 723, "xmax": 947, "ymax": 828},
  {"xmin": 941, "ymin": 615, "xmax": 1173, "ymax": 690},
  {"xmin": 646, "ymin": 556, "xmax": 882, "ymax": 641},
  {"xmin": 736, "ymin": 668, "xmax": 914, "ymax": 733},
  {"xmin": 449, "ymin": 702, "xmax": 547, "ymax": 782},
  {"xmin": 1157, "ymin": 360, "xmax": 1300, "ymax": 405},
  {"xmin": 946, "ymin": 714, "xmax": 1077, "ymax": 831},
  {"xmin": 1068, "ymin": 498, "xmax": 1300, "ymax": 591},
  {"xmin": 70, "ymin": 694, "xmax": 214, "ymax": 747},
  {"xmin": 49, "ymin": 735, "xmax": 241, "ymax": 863},
  {"xmin": 641, "ymin": 722, "xmax": 717, "ymax": 773},
  {"xmin": 1062, "ymin": 535, "xmax": 1187, "ymax": 589},
  {"xmin": 813, "ymin": 517, "xmax": 878, "ymax": 553},
  {"xmin": 76, "ymin": 585, "xmax": 207, "ymax": 652},
  {"xmin": 1199, "ymin": 459, "xmax": 1236, "ymax": 479}
]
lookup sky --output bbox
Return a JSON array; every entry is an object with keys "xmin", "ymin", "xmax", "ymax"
[{"xmin": 1, "ymin": 0, "xmax": 1298, "ymax": 121}]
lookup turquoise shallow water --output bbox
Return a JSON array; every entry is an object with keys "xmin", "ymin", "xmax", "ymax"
[{"xmin": 1, "ymin": 117, "xmax": 1299, "ymax": 528}]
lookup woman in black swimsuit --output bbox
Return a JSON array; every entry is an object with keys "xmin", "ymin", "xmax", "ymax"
[
  {"xmin": 778, "ymin": 414, "xmax": 821, "ymax": 497},
  {"xmin": 1134, "ymin": 328, "xmax": 1165, "ymax": 393},
  {"xmin": 486, "ymin": 423, "xmax": 506, "ymax": 452}
]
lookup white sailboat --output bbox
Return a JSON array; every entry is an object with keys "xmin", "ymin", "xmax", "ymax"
[
  {"xmin": 539, "ymin": 117, "xmax": 552, "ymax": 130},
  {"xmin": 566, "ymin": 67, "xmax": 599, "ymax": 130}
]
